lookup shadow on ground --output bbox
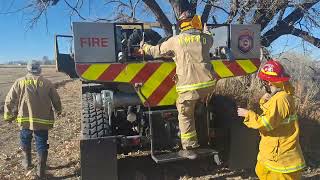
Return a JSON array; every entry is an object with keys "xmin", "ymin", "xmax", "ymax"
[
  {"xmin": 118, "ymin": 156, "xmax": 256, "ymax": 180},
  {"xmin": 47, "ymin": 161, "xmax": 78, "ymax": 170}
]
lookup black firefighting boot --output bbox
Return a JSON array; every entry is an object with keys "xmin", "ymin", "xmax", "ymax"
[
  {"xmin": 36, "ymin": 151, "xmax": 48, "ymax": 179},
  {"xmin": 22, "ymin": 148, "xmax": 32, "ymax": 169}
]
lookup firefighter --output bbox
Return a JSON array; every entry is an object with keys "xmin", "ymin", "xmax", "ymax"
[
  {"xmin": 237, "ymin": 60, "xmax": 305, "ymax": 180},
  {"xmin": 3, "ymin": 60, "xmax": 62, "ymax": 178},
  {"xmin": 140, "ymin": 10, "xmax": 216, "ymax": 159}
]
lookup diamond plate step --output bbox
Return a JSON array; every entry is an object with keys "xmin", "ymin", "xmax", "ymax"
[{"xmin": 152, "ymin": 148, "xmax": 218, "ymax": 164}]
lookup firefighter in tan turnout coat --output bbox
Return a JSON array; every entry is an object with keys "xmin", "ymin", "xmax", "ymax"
[
  {"xmin": 3, "ymin": 60, "xmax": 62, "ymax": 178},
  {"xmin": 140, "ymin": 11, "xmax": 216, "ymax": 159}
]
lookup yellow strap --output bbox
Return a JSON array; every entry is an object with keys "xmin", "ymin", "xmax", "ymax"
[
  {"xmin": 176, "ymin": 80, "xmax": 216, "ymax": 93},
  {"xmin": 282, "ymin": 114, "xmax": 298, "ymax": 124},
  {"xmin": 261, "ymin": 114, "xmax": 298, "ymax": 131},
  {"xmin": 264, "ymin": 162, "xmax": 306, "ymax": 173},
  {"xmin": 181, "ymin": 131, "xmax": 197, "ymax": 140},
  {"xmin": 261, "ymin": 115, "xmax": 273, "ymax": 131},
  {"xmin": 17, "ymin": 117, "xmax": 54, "ymax": 125},
  {"xmin": 18, "ymin": 119, "xmax": 54, "ymax": 125}
]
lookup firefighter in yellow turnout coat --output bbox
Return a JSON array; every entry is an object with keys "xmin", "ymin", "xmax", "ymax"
[
  {"xmin": 238, "ymin": 60, "xmax": 305, "ymax": 180},
  {"xmin": 4, "ymin": 60, "xmax": 62, "ymax": 178},
  {"xmin": 140, "ymin": 11, "xmax": 216, "ymax": 159}
]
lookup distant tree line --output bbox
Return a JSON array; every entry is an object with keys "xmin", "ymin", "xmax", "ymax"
[{"xmin": 7, "ymin": 56, "xmax": 54, "ymax": 65}]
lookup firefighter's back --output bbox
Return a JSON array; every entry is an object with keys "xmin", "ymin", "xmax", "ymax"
[
  {"xmin": 172, "ymin": 30, "xmax": 215, "ymax": 89},
  {"xmin": 16, "ymin": 74, "xmax": 58, "ymax": 129}
]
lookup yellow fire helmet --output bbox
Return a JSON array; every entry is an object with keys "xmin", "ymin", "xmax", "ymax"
[{"xmin": 180, "ymin": 15, "xmax": 203, "ymax": 32}]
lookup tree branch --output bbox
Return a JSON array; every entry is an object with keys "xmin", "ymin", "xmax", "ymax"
[
  {"xmin": 169, "ymin": 0, "xmax": 191, "ymax": 19},
  {"xmin": 142, "ymin": 0, "xmax": 172, "ymax": 35},
  {"xmin": 201, "ymin": 1, "xmax": 212, "ymax": 23},
  {"xmin": 252, "ymin": 0, "xmax": 271, "ymax": 25},
  {"xmin": 0, "ymin": 4, "xmax": 33, "ymax": 14},
  {"xmin": 261, "ymin": 23, "xmax": 290, "ymax": 47},
  {"xmin": 227, "ymin": 0, "xmax": 239, "ymax": 24},
  {"xmin": 64, "ymin": 0, "xmax": 86, "ymax": 20},
  {"xmin": 189, "ymin": 0, "xmax": 197, "ymax": 15},
  {"xmin": 212, "ymin": 15, "xmax": 218, "ymax": 24},
  {"xmin": 212, "ymin": 5, "xmax": 229, "ymax": 15},
  {"xmin": 262, "ymin": 1, "xmax": 319, "ymax": 47},
  {"xmin": 36, "ymin": 0, "xmax": 60, "ymax": 6},
  {"xmin": 52, "ymin": 0, "xmax": 59, "ymax": 5},
  {"xmin": 276, "ymin": 8, "xmax": 285, "ymax": 25},
  {"xmin": 27, "ymin": 1, "xmax": 49, "ymax": 30},
  {"xmin": 252, "ymin": 1, "xmax": 290, "ymax": 31},
  {"xmin": 292, "ymin": 28, "xmax": 320, "ymax": 48},
  {"xmin": 237, "ymin": 0, "xmax": 256, "ymax": 24},
  {"xmin": 132, "ymin": 0, "xmax": 141, "ymax": 21},
  {"xmin": 105, "ymin": 0, "xmax": 130, "ymax": 8},
  {"xmin": 281, "ymin": 1, "xmax": 319, "ymax": 26}
]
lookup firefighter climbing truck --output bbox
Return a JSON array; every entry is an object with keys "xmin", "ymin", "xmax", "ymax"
[{"xmin": 55, "ymin": 22, "xmax": 261, "ymax": 180}]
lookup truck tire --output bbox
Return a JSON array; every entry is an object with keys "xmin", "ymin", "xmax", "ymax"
[
  {"xmin": 81, "ymin": 92, "xmax": 111, "ymax": 139},
  {"xmin": 80, "ymin": 92, "xmax": 118, "ymax": 180}
]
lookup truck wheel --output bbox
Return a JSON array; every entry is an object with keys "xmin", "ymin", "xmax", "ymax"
[
  {"xmin": 80, "ymin": 92, "xmax": 118, "ymax": 180},
  {"xmin": 81, "ymin": 92, "xmax": 111, "ymax": 139}
]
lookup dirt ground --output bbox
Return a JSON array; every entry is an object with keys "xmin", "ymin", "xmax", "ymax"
[{"xmin": 0, "ymin": 69, "xmax": 319, "ymax": 179}]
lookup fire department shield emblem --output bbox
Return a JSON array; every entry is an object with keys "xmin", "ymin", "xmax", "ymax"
[{"xmin": 238, "ymin": 29, "xmax": 254, "ymax": 53}]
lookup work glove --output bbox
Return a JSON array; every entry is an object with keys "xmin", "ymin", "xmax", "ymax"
[
  {"xmin": 203, "ymin": 23, "xmax": 208, "ymax": 33},
  {"xmin": 139, "ymin": 40, "xmax": 145, "ymax": 54},
  {"xmin": 4, "ymin": 113, "xmax": 15, "ymax": 123},
  {"xmin": 237, "ymin": 108, "xmax": 249, "ymax": 117}
]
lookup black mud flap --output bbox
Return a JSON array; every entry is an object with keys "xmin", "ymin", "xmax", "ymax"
[
  {"xmin": 80, "ymin": 137, "xmax": 118, "ymax": 180},
  {"xmin": 208, "ymin": 95, "xmax": 259, "ymax": 169},
  {"xmin": 228, "ymin": 118, "xmax": 259, "ymax": 169}
]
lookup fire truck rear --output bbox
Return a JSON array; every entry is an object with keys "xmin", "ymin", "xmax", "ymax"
[{"xmin": 55, "ymin": 22, "xmax": 261, "ymax": 180}]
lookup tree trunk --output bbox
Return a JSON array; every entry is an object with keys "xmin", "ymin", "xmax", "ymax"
[{"xmin": 142, "ymin": 0, "xmax": 173, "ymax": 35}]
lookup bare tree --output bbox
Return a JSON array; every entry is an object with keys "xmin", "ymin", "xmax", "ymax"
[{"xmin": 2, "ymin": 0, "xmax": 320, "ymax": 49}]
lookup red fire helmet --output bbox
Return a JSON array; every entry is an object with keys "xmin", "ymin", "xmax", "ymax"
[{"xmin": 258, "ymin": 60, "xmax": 290, "ymax": 82}]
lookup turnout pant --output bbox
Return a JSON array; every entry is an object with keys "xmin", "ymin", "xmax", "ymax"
[
  {"xmin": 176, "ymin": 86, "xmax": 214, "ymax": 149},
  {"xmin": 255, "ymin": 161, "xmax": 302, "ymax": 180}
]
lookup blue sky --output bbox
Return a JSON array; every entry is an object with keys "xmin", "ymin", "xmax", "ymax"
[
  {"xmin": 0, "ymin": 1, "xmax": 73, "ymax": 63},
  {"xmin": 0, "ymin": 1, "xmax": 320, "ymax": 63}
]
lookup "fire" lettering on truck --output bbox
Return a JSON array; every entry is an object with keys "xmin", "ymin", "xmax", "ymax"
[{"xmin": 80, "ymin": 37, "xmax": 108, "ymax": 48}]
